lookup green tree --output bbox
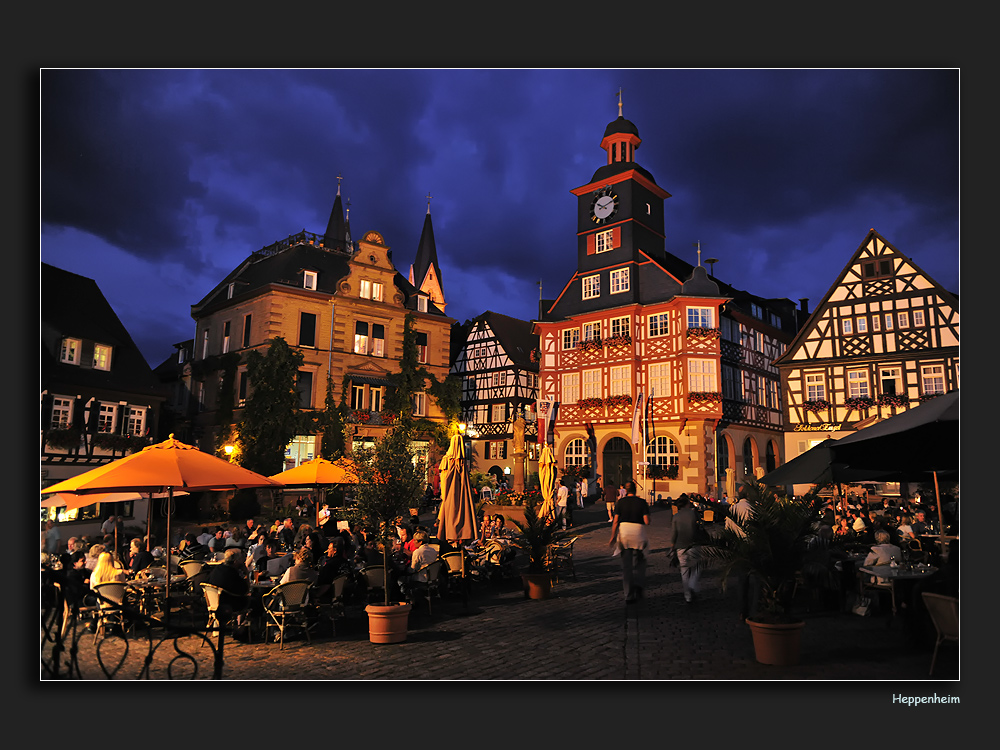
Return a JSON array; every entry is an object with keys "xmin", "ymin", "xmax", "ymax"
[
  {"xmin": 318, "ymin": 376, "xmax": 346, "ymax": 460},
  {"xmin": 351, "ymin": 421, "xmax": 425, "ymax": 604},
  {"xmin": 214, "ymin": 352, "xmax": 242, "ymax": 456},
  {"xmin": 237, "ymin": 337, "xmax": 304, "ymax": 476}
]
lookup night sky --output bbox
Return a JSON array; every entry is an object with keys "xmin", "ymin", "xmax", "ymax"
[{"xmin": 40, "ymin": 69, "xmax": 959, "ymax": 368}]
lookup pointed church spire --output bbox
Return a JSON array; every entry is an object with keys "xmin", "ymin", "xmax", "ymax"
[
  {"xmin": 409, "ymin": 197, "xmax": 446, "ymax": 311},
  {"xmin": 322, "ymin": 175, "xmax": 349, "ymax": 253}
]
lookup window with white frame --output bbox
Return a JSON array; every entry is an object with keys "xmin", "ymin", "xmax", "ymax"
[
  {"xmin": 60, "ymin": 338, "xmax": 81, "ymax": 365},
  {"xmin": 912, "ymin": 309, "xmax": 925, "ymax": 326},
  {"xmin": 351, "ymin": 384, "xmax": 365, "ymax": 410},
  {"xmin": 610, "ymin": 316, "xmax": 629, "ymax": 338},
  {"xmin": 491, "ymin": 403, "xmax": 506, "ymax": 422},
  {"xmin": 921, "ymin": 364, "xmax": 945, "ymax": 395},
  {"xmin": 416, "ymin": 332, "xmax": 428, "ymax": 363},
  {"xmin": 582, "ymin": 275, "xmax": 600, "ymax": 299},
  {"xmin": 897, "ymin": 311, "xmax": 909, "ymax": 328},
  {"xmin": 370, "ymin": 387, "xmax": 382, "ymax": 413},
  {"xmin": 412, "ymin": 391, "xmax": 426, "ymax": 416},
  {"xmin": 880, "ymin": 366, "xmax": 903, "ymax": 395},
  {"xmin": 766, "ymin": 379, "xmax": 779, "ymax": 410},
  {"xmin": 93, "ymin": 344, "xmax": 111, "ymax": 371},
  {"xmin": 98, "ymin": 403, "xmax": 116, "ymax": 433},
  {"xmin": 856, "ymin": 317, "xmax": 867, "ymax": 333},
  {"xmin": 582, "ymin": 369, "xmax": 602, "ymax": 399},
  {"xmin": 872, "ymin": 315, "xmax": 881, "ymax": 332},
  {"xmin": 564, "ymin": 438, "xmax": 586, "ymax": 467},
  {"xmin": 222, "ymin": 321, "xmax": 231, "ymax": 353},
  {"xmin": 562, "ymin": 372, "xmax": 580, "ymax": 404},
  {"xmin": 201, "ymin": 329, "xmax": 210, "ymax": 359},
  {"xmin": 417, "ymin": 296, "xmax": 428, "ymax": 313},
  {"xmin": 884, "ymin": 313, "xmax": 894, "ymax": 330},
  {"xmin": 354, "ymin": 322, "xmax": 369, "ymax": 354},
  {"xmin": 127, "ymin": 407, "xmax": 146, "ymax": 436},
  {"xmin": 805, "ymin": 373, "xmax": 826, "ymax": 401},
  {"xmin": 582, "ymin": 321, "xmax": 600, "ymax": 342},
  {"xmin": 371, "ymin": 324, "xmax": 385, "ymax": 357},
  {"xmin": 649, "ymin": 362, "xmax": 670, "ymax": 399},
  {"xmin": 687, "ymin": 307, "xmax": 713, "ymax": 329},
  {"xmin": 648, "ymin": 313, "xmax": 669, "ymax": 337},
  {"xmin": 646, "ymin": 435, "xmax": 678, "ymax": 468},
  {"xmin": 372, "ymin": 282, "xmax": 384, "ymax": 302},
  {"xmin": 595, "ymin": 229, "xmax": 614, "ymax": 253},
  {"xmin": 303, "ymin": 270, "xmax": 317, "ymax": 290},
  {"xmin": 842, "ymin": 318, "xmax": 853, "ymax": 335},
  {"xmin": 562, "ymin": 328, "xmax": 579, "ymax": 350},
  {"xmin": 610, "ymin": 365, "xmax": 630, "ymax": 396},
  {"xmin": 610, "ymin": 268, "xmax": 630, "ymax": 294},
  {"xmin": 488, "ymin": 441, "xmax": 507, "ymax": 459},
  {"xmin": 360, "ymin": 279, "xmax": 372, "ymax": 299},
  {"xmin": 848, "ymin": 370, "xmax": 870, "ymax": 398},
  {"xmin": 227, "ymin": 283, "xmax": 235, "ymax": 299},
  {"xmin": 688, "ymin": 359, "xmax": 717, "ymax": 392},
  {"xmin": 50, "ymin": 396, "xmax": 72, "ymax": 429}
]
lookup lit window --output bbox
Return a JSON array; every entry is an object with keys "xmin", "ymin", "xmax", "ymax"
[
  {"xmin": 492, "ymin": 403, "xmax": 506, "ymax": 422},
  {"xmin": 238, "ymin": 372, "xmax": 248, "ymax": 407},
  {"xmin": 921, "ymin": 365, "xmax": 945, "ymax": 395},
  {"xmin": 564, "ymin": 438, "xmax": 586, "ymax": 467},
  {"xmin": 222, "ymin": 321, "xmax": 231, "ymax": 353},
  {"xmin": 842, "ymin": 319, "xmax": 853, "ymax": 335},
  {"xmin": 372, "ymin": 324, "xmax": 385, "ymax": 357},
  {"xmin": 201, "ymin": 329, "xmax": 210, "ymax": 359},
  {"xmin": 416, "ymin": 332, "xmax": 428, "ymax": 363},
  {"xmin": 688, "ymin": 359, "xmax": 717, "ymax": 392},
  {"xmin": 872, "ymin": 315, "xmax": 880, "ymax": 332},
  {"xmin": 354, "ymin": 322, "xmax": 369, "ymax": 355},
  {"xmin": 50, "ymin": 396, "xmax": 72, "ymax": 429},
  {"xmin": 848, "ymin": 370, "xmax": 870, "ymax": 398},
  {"xmin": 610, "ymin": 268, "xmax": 630, "ymax": 294},
  {"xmin": 610, "ymin": 365, "xmax": 630, "ymax": 397},
  {"xmin": 562, "ymin": 328, "xmax": 579, "ymax": 350},
  {"xmin": 805, "ymin": 373, "xmax": 826, "ymax": 401},
  {"xmin": 648, "ymin": 363, "xmax": 669, "ymax": 398},
  {"xmin": 562, "ymin": 373, "xmax": 580, "ymax": 404},
  {"xmin": 412, "ymin": 392, "xmax": 426, "ymax": 416},
  {"xmin": 372, "ymin": 282, "xmax": 384, "ymax": 302},
  {"xmin": 687, "ymin": 307, "xmax": 713, "ymax": 329},
  {"xmin": 595, "ymin": 229, "xmax": 614, "ymax": 253},
  {"xmin": 648, "ymin": 313, "xmax": 669, "ymax": 337},
  {"xmin": 582, "ymin": 275, "xmax": 600, "ymax": 300},
  {"xmin": 582, "ymin": 369, "xmax": 602, "ymax": 399},
  {"xmin": 98, "ymin": 403, "xmax": 115, "ymax": 433},
  {"xmin": 912, "ymin": 310, "xmax": 925, "ymax": 326},
  {"xmin": 417, "ymin": 296, "xmax": 428, "ymax": 313},
  {"xmin": 93, "ymin": 344, "xmax": 111, "ymax": 371},
  {"xmin": 610, "ymin": 316, "xmax": 630, "ymax": 338},
  {"xmin": 360, "ymin": 279, "xmax": 371, "ymax": 299},
  {"xmin": 856, "ymin": 317, "xmax": 867, "ymax": 333},
  {"xmin": 646, "ymin": 435, "xmax": 678, "ymax": 469},
  {"xmin": 127, "ymin": 407, "xmax": 145, "ymax": 436},
  {"xmin": 884, "ymin": 314, "xmax": 894, "ymax": 330},
  {"xmin": 303, "ymin": 271, "xmax": 317, "ymax": 290},
  {"xmin": 880, "ymin": 367, "xmax": 902, "ymax": 396},
  {"xmin": 583, "ymin": 322, "xmax": 600, "ymax": 342},
  {"xmin": 60, "ymin": 338, "xmax": 81, "ymax": 365},
  {"xmin": 897, "ymin": 312, "xmax": 909, "ymax": 328}
]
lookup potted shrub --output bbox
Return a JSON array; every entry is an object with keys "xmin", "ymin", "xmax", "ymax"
[
  {"xmin": 351, "ymin": 417, "xmax": 425, "ymax": 643},
  {"xmin": 509, "ymin": 500, "xmax": 567, "ymax": 600},
  {"xmin": 699, "ymin": 480, "xmax": 825, "ymax": 665}
]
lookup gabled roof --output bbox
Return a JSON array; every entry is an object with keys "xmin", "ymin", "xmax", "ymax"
[
  {"xmin": 467, "ymin": 311, "xmax": 538, "ymax": 369},
  {"xmin": 41, "ymin": 263, "xmax": 163, "ymax": 399},
  {"xmin": 411, "ymin": 210, "xmax": 442, "ymax": 289}
]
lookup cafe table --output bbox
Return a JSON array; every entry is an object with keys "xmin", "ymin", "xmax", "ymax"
[
  {"xmin": 859, "ymin": 563, "xmax": 938, "ymax": 617},
  {"xmin": 127, "ymin": 574, "xmax": 188, "ymax": 616}
]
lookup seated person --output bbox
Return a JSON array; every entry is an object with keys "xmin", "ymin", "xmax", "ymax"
[
  {"xmin": 911, "ymin": 510, "xmax": 934, "ymax": 536},
  {"xmin": 90, "ymin": 551, "xmax": 128, "ymax": 590},
  {"xmin": 127, "ymin": 538, "xmax": 155, "ymax": 576},
  {"xmin": 896, "ymin": 515, "xmax": 916, "ymax": 542},
  {"xmin": 179, "ymin": 533, "xmax": 210, "ymax": 561},
  {"xmin": 280, "ymin": 547, "xmax": 319, "ymax": 585},
  {"xmin": 400, "ymin": 531, "xmax": 439, "ymax": 599},
  {"xmin": 207, "ymin": 549, "xmax": 251, "ymax": 623},
  {"xmin": 85, "ymin": 543, "xmax": 106, "ymax": 571},
  {"xmin": 64, "ymin": 550, "xmax": 93, "ymax": 608},
  {"xmin": 833, "ymin": 516, "xmax": 852, "ymax": 537},
  {"xmin": 864, "ymin": 529, "xmax": 903, "ymax": 568},
  {"xmin": 207, "ymin": 528, "xmax": 227, "ymax": 556}
]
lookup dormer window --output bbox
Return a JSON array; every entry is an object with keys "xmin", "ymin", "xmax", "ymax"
[
  {"xmin": 227, "ymin": 283, "xmax": 235, "ymax": 299},
  {"xmin": 60, "ymin": 338, "xmax": 81, "ymax": 365},
  {"xmin": 417, "ymin": 296, "xmax": 428, "ymax": 313},
  {"xmin": 93, "ymin": 344, "xmax": 112, "ymax": 371},
  {"xmin": 303, "ymin": 270, "xmax": 317, "ymax": 290}
]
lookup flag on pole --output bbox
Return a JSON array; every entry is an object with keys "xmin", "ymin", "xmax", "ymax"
[
  {"xmin": 631, "ymin": 391, "xmax": 644, "ymax": 446},
  {"xmin": 537, "ymin": 398, "xmax": 554, "ymax": 445}
]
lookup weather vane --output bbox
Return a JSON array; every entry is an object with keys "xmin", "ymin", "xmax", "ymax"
[
  {"xmin": 336, "ymin": 173, "xmax": 343, "ymax": 194},
  {"xmin": 616, "ymin": 87, "xmax": 624, "ymax": 117},
  {"xmin": 426, "ymin": 191, "xmax": 433, "ymax": 214}
]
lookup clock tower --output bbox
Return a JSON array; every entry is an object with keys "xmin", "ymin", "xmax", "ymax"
[{"xmin": 569, "ymin": 100, "xmax": 671, "ymax": 302}]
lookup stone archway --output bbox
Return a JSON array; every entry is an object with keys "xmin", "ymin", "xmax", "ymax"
[{"xmin": 602, "ymin": 436, "xmax": 632, "ymax": 489}]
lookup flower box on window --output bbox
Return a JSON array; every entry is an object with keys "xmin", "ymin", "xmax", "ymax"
[
  {"xmin": 529, "ymin": 348, "xmax": 540, "ymax": 363},
  {"xmin": 560, "ymin": 464, "xmax": 590, "ymax": 482},
  {"xmin": 876, "ymin": 393, "xmax": 909, "ymax": 408},
  {"xmin": 688, "ymin": 391, "xmax": 723, "ymax": 405},
  {"xmin": 91, "ymin": 433, "xmax": 149, "ymax": 453},
  {"xmin": 605, "ymin": 394, "xmax": 633, "ymax": 409},
  {"xmin": 686, "ymin": 327, "xmax": 721, "ymax": 340},
  {"xmin": 578, "ymin": 339, "xmax": 603, "ymax": 353},
  {"xmin": 844, "ymin": 396, "xmax": 876, "ymax": 410},
  {"xmin": 605, "ymin": 334, "xmax": 632, "ymax": 348},
  {"xmin": 44, "ymin": 427, "xmax": 82, "ymax": 450},
  {"xmin": 802, "ymin": 399, "xmax": 832, "ymax": 413},
  {"xmin": 351, "ymin": 410, "xmax": 371, "ymax": 424},
  {"xmin": 647, "ymin": 464, "xmax": 679, "ymax": 480},
  {"xmin": 918, "ymin": 392, "xmax": 942, "ymax": 402},
  {"xmin": 379, "ymin": 410, "xmax": 397, "ymax": 425},
  {"xmin": 577, "ymin": 397, "xmax": 604, "ymax": 410}
]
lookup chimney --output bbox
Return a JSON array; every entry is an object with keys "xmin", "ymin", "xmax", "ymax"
[{"xmin": 799, "ymin": 298, "xmax": 810, "ymax": 314}]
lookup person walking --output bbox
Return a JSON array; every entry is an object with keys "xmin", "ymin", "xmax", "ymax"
[
  {"xmin": 609, "ymin": 480, "xmax": 650, "ymax": 603},
  {"xmin": 603, "ymin": 479, "xmax": 618, "ymax": 522},
  {"xmin": 556, "ymin": 481, "xmax": 570, "ymax": 530},
  {"xmin": 670, "ymin": 494, "xmax": 702, "ymax": 604}
]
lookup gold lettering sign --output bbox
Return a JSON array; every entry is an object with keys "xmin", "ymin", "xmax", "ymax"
[{"xmin": 794, "ymin": 423, "xmax": 841, "ymax": 432}]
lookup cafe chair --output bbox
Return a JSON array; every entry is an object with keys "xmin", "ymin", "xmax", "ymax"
[
  {"xmin": 441, "ymin": 551, "xmax": 471, "ymax": 605},
  {"xmin": 359, "ymin": 566, "xmax": 388, "ymax": 604},
  {"xmin": 308, "ymin": 575, "xmax": 349, "ymax": 637},
  {"xmin": 201, "ymin": 583, "xmax": 253, "ymax": 644},
  {"xmin": 701, "ymin": 509, "xmax": 715, "ymax": 523},
  {"xmin": 263, "ymin": 580, "xmax": 312, "ymax": 650},
  {"xmin": 548, "ymin": 537, "xmax": 578, "ymax": 583},
  {"xmin": 407, "ymin": 560, "xmax": 443, "ymax": 614},
  {"xmin": 861, "ymin": 572, "xmax": 897, "ymax": 618},
  {"xmin": 921, "ymin": 592, "xmax": 958, "ymax": 677},
  {"xmin": 92, "ymin": 581, "xmax": 132, "ymax": 644}
]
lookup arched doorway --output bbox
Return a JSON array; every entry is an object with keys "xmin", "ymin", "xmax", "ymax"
[
  {"xmin": 765, "ymin": 440, "xmax": 777, "ymax": 473},
  {"xmin": 717, "ymin": 434, "xmax": 730, "ymax": 491},
  {"xmin": 602, "ymin": 436, "xmax": 632, "ymax": 489}
]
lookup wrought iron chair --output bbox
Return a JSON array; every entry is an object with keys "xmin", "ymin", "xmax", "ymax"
[
  {"xmin": 201, "ymin": 583, "xmax": 253, "ymax": 645},
  {"xmin": 359, "ymin": 566, "xmax": 388, "ymax": 604},
  {"xmin": 92, "ymin": 581, "xmax": 131, "ymax": 643},
  {"xmin": 406, "ymin": 559, "xmax": 443, "ymax": 614},
  {"xmin": 441, "ymin": 551, "xmax": 471, "ymax": 605},
  {"xmin": 308, "ymin": 574, "xmax": 349, "ymax": 637},
  {"xmin": 547, "ymin": 537, "xmax": 578, "ymax": 583},
  {"xmin": 921, "ymin": 592, "xmax": 958, "ymax": 676},
  {"xmin": 263, "ymin": 580, "xmax": 312, "ymax": 649}
]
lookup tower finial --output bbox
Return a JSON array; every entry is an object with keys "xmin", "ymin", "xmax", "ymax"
[
  {"xmin": 426, "ymin": 191, "xmax": 433, "ymax": 214},
  {"xmin": 336, "ymin": 173, "xmax": 343, "ymax": 195},
  {"xmin": 346, "ymin": 197, "xmax": 350, "ymax": 219},
  {"xmin": 616, "ymin": 87, "xmax": 623, "ymax": 117}
]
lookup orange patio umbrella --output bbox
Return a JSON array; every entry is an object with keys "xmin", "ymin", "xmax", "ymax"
[
  {"xmin": 42, "ymin": 435, "xmax": 281, "ymax": 606},
  {"xmin": 269, "ymin": 457, "xmax": 359, "ymax": 527}
]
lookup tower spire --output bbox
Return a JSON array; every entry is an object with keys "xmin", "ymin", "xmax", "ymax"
[{"xmin": 616, "ymin": 87, "xmax": 623, "ymax": 118}]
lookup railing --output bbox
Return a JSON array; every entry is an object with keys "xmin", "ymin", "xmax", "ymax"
[{"xmin": 251, "ymin": 230, "xmax": 354, "ymax": 262}]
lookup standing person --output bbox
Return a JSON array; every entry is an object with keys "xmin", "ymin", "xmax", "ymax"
[
  {"xmin": 603, "ymin": 479, "xmax": 618, "ymax": 522},
  {"xmin": 556, "ymin": 481, "xmax": 570, "ymax": 530},
  {"xmin": 670, "ymin": 494, "xmax": 702, "ymax": 604},
  {"xmin": 44, "ymin": 520, "xmax": 61, "ymax": 556},
  {"xmin": 609, "ymin": 480, "xmax": 650, "ymax": 603}
]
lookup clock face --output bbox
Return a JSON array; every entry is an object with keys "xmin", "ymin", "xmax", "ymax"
[{"xmin": 590, "ymin": 186, "xmax": 619, "ymax": 224}]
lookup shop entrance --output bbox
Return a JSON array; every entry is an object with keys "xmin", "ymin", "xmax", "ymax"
[{"xmin": 602, "ymin": 437, "xmax": 633, "ymax": 489}]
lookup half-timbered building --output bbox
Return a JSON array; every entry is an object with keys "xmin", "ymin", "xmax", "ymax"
[
  {"xmin": 450, "ymin": 311, "xmax": 540, "ymax": 486},
  {"xmin": 534, "ymin": 103, "xmax": 803, "ymax": 500},
  {"xmin": 772, "ymin": 229, "xmax": 959, "ymax": 495}
]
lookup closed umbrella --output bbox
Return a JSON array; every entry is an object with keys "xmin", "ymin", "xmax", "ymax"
[
  {"xmin": 725, "ymin": 468, "xmax": 737, "ymax": 503},
  {"xmin": 537, "ymin": 445, "xmax": 556, "ymax": 519},
  {"xmin": 42, "ymin": 435, "xmax": 281, "ymax": 608},
  {"xmin": 436, "ymin": 434, "xmax": 478, "ymax": 545}
]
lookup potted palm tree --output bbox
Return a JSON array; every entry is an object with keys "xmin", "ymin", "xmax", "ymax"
[
  {"xmin": 509, "ymin": 500, "xmax": 567, "ymax": 600},
  {"xmin": 351, "ymin": 417, "xmax": 425, "ymax": 643},
  {"xmin": 699, "ymin": 480, "xmax": 825, "ymax": 665}
]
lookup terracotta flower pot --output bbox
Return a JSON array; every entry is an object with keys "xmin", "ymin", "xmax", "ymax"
[
  {"xmin": 366, "ymin": 602, "xmax": 412, "ymax": 644},
  {"xmin": 521, "ymin": 572, "xmax": 552, "ymax": 600},
  {"xmin": 746, "ymin": 618, "xmax": 804, "ymax": 665}
]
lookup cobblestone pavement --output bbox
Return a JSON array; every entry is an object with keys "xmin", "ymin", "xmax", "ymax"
[{"xmin": 58, "ymin": 504, "xmax": 959, "ymax": 682}]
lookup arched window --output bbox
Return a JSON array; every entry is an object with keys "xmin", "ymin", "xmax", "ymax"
[
  {"xmin": 743, "ymin": 437, "xmax": 755, "ymax": 475},
  {"xmin": 564, "ymin": 438, "xmax": 586, "ymax": 467},
  {"xmin": 717, "ymin": 435, "xmax": 730, "ymax": 485},
  {"xmin": 765, "ymin": 441, "xmax": 777, "ymax": 473},
  {"xmin": 646, "ymin": 436, "xmax": 678, "ymax": 467}
]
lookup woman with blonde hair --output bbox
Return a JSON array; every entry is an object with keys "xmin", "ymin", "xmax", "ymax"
[{"xmin": 90, "ymin": 551, "xmax": 127, "ymax": 589}]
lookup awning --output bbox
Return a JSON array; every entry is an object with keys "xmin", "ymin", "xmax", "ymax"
[{"xmin": 349, "ymin": 374, "xmax": 394, "ymax": 387}]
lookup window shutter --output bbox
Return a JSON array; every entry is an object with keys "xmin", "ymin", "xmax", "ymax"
[
  {"xmin": 115, "ymin": 403, "xmax": 129, "ymax": 434},
  {"xmin": 611, "ymin": 226, "xmax": 621, "ymax": 248},
  {"xmin": 586, "ymin": 234, "xmax": 596, "ymax": 255},
  {"xmin": 501, "ymin": 441, "xmax": 508, "ymax": 459}
]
